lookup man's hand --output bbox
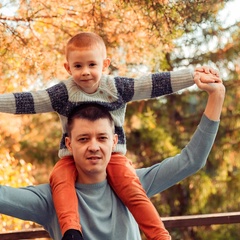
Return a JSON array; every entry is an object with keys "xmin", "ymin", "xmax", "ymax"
[
  {"xmin": 194, "ymin": 72, "xmax": 225, "ymax": 121},
  {"xmin": 194, "ymin": 66, "xmax": 222, "ymax": 84},
  {"xmin": 194, "ymin": 72, "xmax": 225, "ymax": 94}
]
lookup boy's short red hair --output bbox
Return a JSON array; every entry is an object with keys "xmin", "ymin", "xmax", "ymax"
[{"xmin": 66, "ymin": 32, "xmax": 107, "ymax": 59}]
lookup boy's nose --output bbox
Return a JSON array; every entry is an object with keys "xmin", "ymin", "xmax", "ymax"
[{"xmin": 82, "ymin": 67, "xmax": 90, "ymax": 76}]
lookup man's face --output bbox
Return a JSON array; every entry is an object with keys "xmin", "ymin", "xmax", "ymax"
[{"xmin": 66, "ymin": 118, "xmax": 118, "ymax": 184}]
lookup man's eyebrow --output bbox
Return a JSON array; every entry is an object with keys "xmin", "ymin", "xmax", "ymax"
[
  {"xmin": 75, "ymin": 133, "xmax": 89, "ymax": 138},
  {"xmin": 75, "ymin": 132, "xmax": 108, "ymax": 137},
  {"xmin": 97, "ymin": 133, "xmax": 110, "ymax": 138},
  {"xmin": 98, "ymin": 132, "xmax": 109, "ymax": 135}
]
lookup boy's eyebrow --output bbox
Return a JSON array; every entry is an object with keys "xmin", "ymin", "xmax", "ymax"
[{"xmin": 73, "ymin": 60, "xmax": 98, "ymax": 64}]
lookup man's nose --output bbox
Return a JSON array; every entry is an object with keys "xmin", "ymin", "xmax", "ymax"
[{"xmin": 88, "ymin": 139, "xmax": 100, "ymax": 152}]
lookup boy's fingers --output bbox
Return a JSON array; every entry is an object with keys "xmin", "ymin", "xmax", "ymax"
[
  {"xmin": 197, "ymin": 73, "xmax": 222, "ymax": 83},
  {"xmin": 195, "ymin": 66, "xmax": 210, "ymax": 73},
  {"xmin": 194, "ymin": 73, "xmax": 208, "ymax": 90},
  {"xmin": 195, "ymin": 66, "xmax": 220, "ymax": 77},
  {"xmin": 209, "ymin": 68, "xmax": 219, "ymax": 77},
  {"xmin": 195, "ymin": 67, "xmax": 205, "ymax": 72},
  {"xmin": 194, "ymin": 72, "xmax": 202, "ymax": 85}
]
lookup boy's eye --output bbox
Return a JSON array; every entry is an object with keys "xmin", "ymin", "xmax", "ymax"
[
  {"xmin": 90, "ymin": 63, "xmax": 96, "ymax": 67},
  {"xmin": 75, "ymin": 64, "xmax": 81, "ymax": 68}
]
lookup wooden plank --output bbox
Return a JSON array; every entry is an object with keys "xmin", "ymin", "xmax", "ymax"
[
  {"xmin": 162, "ymin": 211, "xmax": 240, "ymax": 228},
  {"xmin": 0, "ymin": 228, "xmax": 50, "ymax": 240}
]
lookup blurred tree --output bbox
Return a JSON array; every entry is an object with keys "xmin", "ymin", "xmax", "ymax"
[{"xmin": 0, "ymin": 150, "xmax": 38, "ymax": 231}]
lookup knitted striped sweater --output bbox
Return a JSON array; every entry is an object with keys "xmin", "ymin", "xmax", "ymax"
[{"xmin": 0, "ymin": 69, "xmax": 194, "ymax": 158}]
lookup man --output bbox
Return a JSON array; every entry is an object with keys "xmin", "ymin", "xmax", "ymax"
[{"xmin": 0, "ymin": 73, "xmax": 225, "ymax": 240}]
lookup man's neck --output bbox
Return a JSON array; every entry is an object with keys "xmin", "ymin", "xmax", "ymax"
[{"xmin": 76, "ymin": 172, "xmax": 107, "ymax": 184}]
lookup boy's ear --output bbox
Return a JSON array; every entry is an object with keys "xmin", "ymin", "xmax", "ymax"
[
  {"xmin": 103, "ymin": 58, "xmax": 111, "ymax": 72},
  {"xmin": 64, "ymin": 62, "xmax": 72, "ymax": 75}
]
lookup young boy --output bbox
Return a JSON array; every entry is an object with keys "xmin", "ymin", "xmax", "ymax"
[{"xmin": 0, "ymin": 32, "xmax": 221, "ymax": 240}]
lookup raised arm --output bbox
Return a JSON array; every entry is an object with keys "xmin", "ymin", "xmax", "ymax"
[{"xmin": 137, "ymin": 71, "xmax": 225, "ymax": 197}]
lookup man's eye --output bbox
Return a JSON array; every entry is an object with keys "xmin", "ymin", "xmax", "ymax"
[
  {"xmin": 99, "ymin": 136, "xmax": 108, "ymax": 141},
  {"xmin": 78, "ymin": 138, "xmax": 87, "ymax": 142}
]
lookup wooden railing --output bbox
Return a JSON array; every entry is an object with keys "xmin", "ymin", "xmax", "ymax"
[
  {"xmin": 163, "ymin": 211, "xmax": 240, "ymax": 228},
  {"xmin": 1, "ymin": 212, "xmax": 240, "ymax": 240}
]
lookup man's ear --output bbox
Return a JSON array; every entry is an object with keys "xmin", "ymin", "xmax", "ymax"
[
  {"xmin": 64, "ymin": 62, "xmax": 72, "ymax": 75},
  {"xmin": 112, "ymin": 134, "xmax": 118, "ymax": 151},
  {"xmin": 65, "ymin": 137, "xmax": 73, "ymax": 153},
  {"xmin": 102, "ymin": 58, "xmax": 111, "ymax": 72}
]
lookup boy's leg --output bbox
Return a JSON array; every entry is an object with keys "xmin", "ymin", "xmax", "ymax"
[
  {"xmin": 107, "ymin": 153, "xmax": 171, "ymax": 240},
  {"xmin": 50, "ymin": 156, "xmax": 81, "ymax": 235}
]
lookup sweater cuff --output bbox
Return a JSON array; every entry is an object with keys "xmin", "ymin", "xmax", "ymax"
[{"xmin": 170, "ymin": 68, "xmax": 194, "ymax": 92}]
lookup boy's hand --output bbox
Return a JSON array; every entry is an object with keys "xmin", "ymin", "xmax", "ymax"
[
  {"xmin": 195, "ymin": 66, "xmax": 219, "ymax": 76},
  {"xmin": 194, "ymin": 66, "xmax": 222, "ymax": 83}
]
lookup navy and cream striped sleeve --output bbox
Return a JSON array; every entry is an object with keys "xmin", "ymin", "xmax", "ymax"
[
  {"xmin": 114, "ymin": 69, "xmax": 194, "ymax": 102},
  {"xmin": 0, "ymin": 83, "xmax": 69, "ymax": 114}
]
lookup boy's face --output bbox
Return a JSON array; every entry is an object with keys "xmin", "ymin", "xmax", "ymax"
[
  {"xmin": 64, "ymin": 48, "xmax": 110, "ymax": 94},
  {"xmin": 65, "ymin": 117, "xmax": 118, "ymax": 184}
]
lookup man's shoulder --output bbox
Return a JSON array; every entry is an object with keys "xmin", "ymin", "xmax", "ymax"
[{"xmin": 27, "ymin": 184, "xmax": 52, "ymax": 197}]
